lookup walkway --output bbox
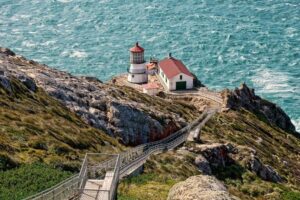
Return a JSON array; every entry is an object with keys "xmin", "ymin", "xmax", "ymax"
[{"xmin": 24, "ymin": 108, "xmax": 218, "ymax": 200}]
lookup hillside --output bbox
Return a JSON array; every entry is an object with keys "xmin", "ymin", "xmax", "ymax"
[
  {"xmin": 1, "ymin": 47, "xmax": 300, "ymax": 200},
  {"xmin": 0, "ymin": 47, "xmax": 201, "ymax": 146},
  {"xmin": 0, "ymin": 47, "xmax": 202, "ymax": 199},
  {"xmin": 118, "ymin": 110, "xmax": 300, "ymax": 200},
  {"xmin": 0, "ymin": 71, "xmax": 123, "ymax": 199}
]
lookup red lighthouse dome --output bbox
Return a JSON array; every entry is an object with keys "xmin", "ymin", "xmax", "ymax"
[
  {"xmin": 129, "ymin": 42, "xmax": 145, "ymax": 64},
  {"xmin": 130, "ymin": 42, "xmax": 144, "ymax": 53}
]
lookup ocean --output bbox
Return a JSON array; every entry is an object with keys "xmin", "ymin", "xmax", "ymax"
[{"xmin": 0, "ymin": 0, "xmax": 299, "ymax": 131}]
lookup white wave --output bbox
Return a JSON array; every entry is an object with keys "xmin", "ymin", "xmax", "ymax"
[
  {"xmin": 22, "ymin": 41, "xmax": 36, "ymax": 48},
  {"xmin": 251, "ymin": 68, "xmax": 293, "ymax": 94},
  {"xmin": 41, "ymin": 40, "xmax": 56, "ymax": 46},
  {"xmin": 285, "ymin": 27, "xmax": 298, "ymax": 38},
  {"xmin": 57, "ymin": 0, "xmax": 72, "ymax": 3},
  {"xmin": 11, "ymin": 14, "xmax": 30, "ymax": 20},
  {"xmin": 69, "ymin": 50, "xmax": 88, "ymax": 58},
  {"xmin": 291, "ymin": 118, "xmax": 300, "ymax": 133}
]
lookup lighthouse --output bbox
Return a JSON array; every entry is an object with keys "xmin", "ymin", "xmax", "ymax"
[{"xmin": 127, "ymin": 42, "xmax": 148, "ymax": 83}]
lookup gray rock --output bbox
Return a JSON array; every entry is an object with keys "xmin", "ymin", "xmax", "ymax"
[
  {"xmin": 108, "ymin": 101, "xmax": 164, "ymax": 145},
  {"xmin": 196, "ymin": 143, "xmax": 234, "ymax": 168},
  {"xmin": 17, "ymin": 74, "xmax": 37, "ymax": 92},
  {"xmin": 0, "ymin": 47, "xmax": 15, "ymax": 56},
  {"xmin": 0, "ymin": 74, "xmax": 12, "ymax": 92},
  {"xmin": 194, "ymin": 155, "xmax": 212, "ymax": 175},
  {"xmin": 247, "ymin": 155, "xmax": 282, "ymax": 183},
  {"xmin": 167, "ymin": 175, "xmax": 234, "ymax": 200}
]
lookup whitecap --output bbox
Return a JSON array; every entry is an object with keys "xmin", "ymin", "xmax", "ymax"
[
  {"xmin": 22, "ymin": 41, "xmax": 36, "ymax": 48},
  {"xmin": 251, "ymin": 68, "xmax": 293, "ymax": 95},
  {"xmin": 217, "ymin": 55, "xmax": 223, "ymax": 63},
  {"xmin": 291, "ymin": 118, "xmax": 300, "ymax": 133},
  {"xmin": 57, "ymin": 0, "xmax": 72, "ymax": 3},
  {"xmin": 41, "ymin": 40, "xmax": 56, "ymax": 46},
  {"xmin": 285, "ymin": 27, "xmax": 298, "ymax": 38},
  {"xmin": 69, "ymin": 50, "xmax": 88, "ymax": 58}
]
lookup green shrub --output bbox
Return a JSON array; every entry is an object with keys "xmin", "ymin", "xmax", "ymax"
[
  {"xmin": 0, "ymin": 163, "xmax": 72, "ymax": 200},
  {"xmin": 282, "ymin": 190, "xmax": 300, "ymax": 200}
]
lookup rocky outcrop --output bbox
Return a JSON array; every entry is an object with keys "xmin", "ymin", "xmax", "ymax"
[
  {"xmin": 247, "ymin": 154, "xmax": 282, "ymax": 183},
  {"xmin": 222, "ymin": 83, "xmax": 296, "ymax": 133},
  {"xmin": 189, "ymin": 143, "xmax": 238, "ymax": 169},
  {"xmin": 194, "ymin": 155, "xmax": 212, "ymax": 175},
  {"xmin": 0, "ymin": 47, "xmax": 15, "ymax": 57},
  {"xmin": 0, "ymin": 47, "xmax": 194, "ymax": 145},
  {"xmin": 167, "ymin": 175, "xmax": 234, "ymax": 200}
]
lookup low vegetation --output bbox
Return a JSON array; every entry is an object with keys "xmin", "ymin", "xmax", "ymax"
[
  {"xmin": 0, "ymin": 77, "xmax": 123, "ymax": 199},
  {"xmin": 118, "ymin": 151, "xmax": 200, "ymax": 200},
  {"xmin": 202, "ymin": 110, "xmax": 300, "ymax": 199},
  {"xmin": 119, "ymin": 109, "xmax": 300, "ymax": 200},
  {"xmin": 109, "ymin": 84, "xmax": 200, "ymax": 122},
  {"xmin": 0, "ymin": 163, "xmax": 72, "ymax": 200}
]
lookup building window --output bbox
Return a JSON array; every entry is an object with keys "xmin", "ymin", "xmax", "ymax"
[
  {"xmin": 132, "ymin": 74, "xmax": 134, "ymax": 78},
  {"xmin": 180, "ymin": 75, "xmax": 182, "ymax": 80}
]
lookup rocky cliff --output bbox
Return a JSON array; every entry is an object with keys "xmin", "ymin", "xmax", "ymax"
[
  {"xmin": 0, "ymin": 47, "xmax": 200, "ymax": 146},
  {"xmin": 222, "ymin": 83, "xmax": 297, "ymax": 134}
]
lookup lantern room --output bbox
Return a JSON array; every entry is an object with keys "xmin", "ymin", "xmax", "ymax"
[{"xmin": 130, "ymin": 42, "xmax": 145, "ymax": 64}]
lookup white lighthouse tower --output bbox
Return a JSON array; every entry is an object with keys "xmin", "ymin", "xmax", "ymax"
[{"xmin": 127, "ymin": 42, "xmax": 148, "ymax": 83}]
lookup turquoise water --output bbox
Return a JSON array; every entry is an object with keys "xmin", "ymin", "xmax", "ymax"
[{"xmin": 1, "ymin": 0, "xmax": 299, "ymax": 131}]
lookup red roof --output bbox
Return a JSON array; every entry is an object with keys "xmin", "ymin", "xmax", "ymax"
[
  {"xmin": 130, "ymin": 42, "xmax": 144, "ymax": 53},
  {"xmin": 158, "ymin": 57, "xmax": 193, "ymax": 79},
  {"xmin": 142, "ymin": 82, "xmax": 159, "ymax": 90}
]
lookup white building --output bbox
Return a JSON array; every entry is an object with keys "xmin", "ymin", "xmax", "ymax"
[
  {"xmin": 127, "ymin": 42, "xmax": 148, "ymax": 84},
  {"xmin": 158, "ymin": 54, "xmax": 194, "ymax": 91}
]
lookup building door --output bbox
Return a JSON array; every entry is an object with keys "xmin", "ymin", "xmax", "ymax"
[{"xmin": 176, "ymin": 81, "xmax": 186, "ymax": 90}]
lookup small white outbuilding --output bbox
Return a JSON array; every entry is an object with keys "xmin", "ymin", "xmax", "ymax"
[{"xmin": 142, "ymin": 82, "xmax": 160, "ymax": 95}]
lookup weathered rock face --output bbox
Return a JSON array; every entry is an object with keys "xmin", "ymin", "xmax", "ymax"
[
  {"xmin": 0, "ymin": 47, "xmax": 15, "ymax": 57},
  {"xmin": 107, "ymin": 101, "xmax": 164, "ymax": 145},
  {"xmin": 167, "ymin": 175, "xmax": 234, "ymax": 200},
  {"xmin": 190, "ymin": 143, "xmax": 237, "ymax": 169},
  {"xmin": 194, "ymin": 155, "xmax": 212, "ymax": 175},
  {"xmin": 222, "ymin": 83, "xmax": 296, "ymax": 133},
  {"xmin": 0, "ymin": 47, "xmax": 193, "ymax": 145},
  {"xmin": 247, "ymin": 154, "xmax": 282, "ymax": 183}
]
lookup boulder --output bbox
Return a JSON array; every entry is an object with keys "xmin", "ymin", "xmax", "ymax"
[
  {"xmin": 195, "ymin": 143, "xmax": 236, "ymax": 168},
  {"xmin": 247, "ymin": 155, "xmax": 282, "ymax": 183},
  {"xmin": 167, "ymin": 175, "xmax": 233, "ymax": 200}
]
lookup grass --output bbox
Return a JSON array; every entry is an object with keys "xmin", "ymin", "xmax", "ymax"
[
  {"xmin": 200, "ymin": 109, "xmax": 300, "ymax": 199},
  {"xmin": 0, "ymin": 77, "xmax": 123, "ymax": 171},
  {"xmin": 118, "ymin": 173, "xmax": 178, "ymax": 200},
  {"xmin": 108, "ymin": 84, "xmax": 201, "ymax": 122},
  {"xmin": 0, "ymin": 163, "xmax": 72, "ymax": 200},
  {"xmin": 118, "ymin": 151, "xmax": 200, "ymax": 200},
  {"xmin": 0, "ymin": 77, "xmax": 124, "ymax": 199},
  {"xmin": 119, "ymin": 109, "xmax": 300, "ymax": 200}
]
